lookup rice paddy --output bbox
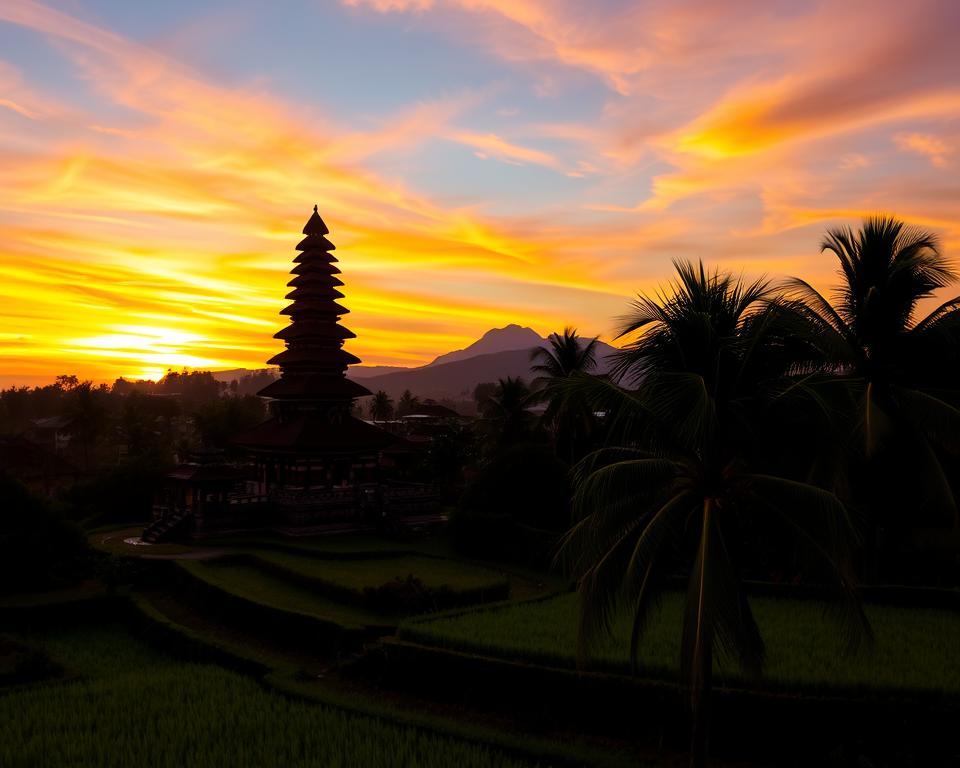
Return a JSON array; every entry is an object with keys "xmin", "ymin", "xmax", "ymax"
[
  {"xmin": 400, "ymin": 592, "xmax": 960, "ymax": 696},
  {"xmin": 0, "ymin": 623, "xmax": 541, "ymax": 768}
]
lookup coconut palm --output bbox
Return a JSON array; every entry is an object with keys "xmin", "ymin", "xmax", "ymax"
[
  {"xmin": 478, "ymin": 377, "xmax": 535, "ymax": 450},
  {"xmin": 397, "ymin": 389, "xmax": 420, "ymax": 417},
  {"xmin": 557, "ymin": 261, "xmax": 866, "ymax": 766},
  {"xmin": 369, "ymin": 390, "xmax": 394, "ymax": 422},
  {"xmin": 786, "ymin": 217, "xmax": 960, "ymax": 539},
  {"xmin": 530, "ymin": 327, "xmax": 601, "ymax": 462}
]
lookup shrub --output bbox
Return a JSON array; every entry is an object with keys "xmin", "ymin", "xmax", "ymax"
[
  {"xmin": 452, "ymin": 443, "xmax": 569, "ymax": 564},
  {"xmin": 66, "ymin": 459, "xmax": 170, "ymax": 528},
  {"xmin": 0, "ymin": 473, "xmax": 88, "ymax": 594},
  {"xmin": 460, "ymin": 443, "xmax": 571, "ymax": 530}
]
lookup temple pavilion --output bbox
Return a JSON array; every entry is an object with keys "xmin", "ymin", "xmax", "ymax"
[{"xmin": 144, "ymin": 207, "xmax": 436, "ymax": 541}]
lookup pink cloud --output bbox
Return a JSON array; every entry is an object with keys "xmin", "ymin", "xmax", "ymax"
[{"xmin": 895, "ymin": 132, "xmax": 952, "ymax": 167}]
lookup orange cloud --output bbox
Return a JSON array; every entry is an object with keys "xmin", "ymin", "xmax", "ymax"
[
  {"xmin": 895, "ymin": 132, "xmax": 952, "ymax": 168},
  {"xmin": 449, "ymin": 131, "xmax": 561, "ymax": 169}
]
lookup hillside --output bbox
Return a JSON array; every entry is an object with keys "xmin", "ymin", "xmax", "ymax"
[{"xmin": 349, "ymin": 340, "xmax": 619, "ymax": 401}]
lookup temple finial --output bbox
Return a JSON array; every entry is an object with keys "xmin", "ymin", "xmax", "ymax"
[{"xmin": 303, "ymin": 205, "xmax": 329, "ymax": 235}]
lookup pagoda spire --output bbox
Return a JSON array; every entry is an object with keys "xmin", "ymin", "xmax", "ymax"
[{"xmin": 256, "ymin": 208, "xmax": 371, "ymax": 405}]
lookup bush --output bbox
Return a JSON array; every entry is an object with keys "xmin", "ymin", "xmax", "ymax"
[
  {"xmin": 460, "ymin": 443, "xmax": 571, "ymax": 530},
  {"xmin": 66, "ymin": 459, "xmax": 170, "ymax": 528},
  {"xmin": 451, "ymin": 443, "xmax": 569, "ymax": 564},
  {"xmin": 0, "ymin": 474, "xmax": 89, "ymax": 594}
]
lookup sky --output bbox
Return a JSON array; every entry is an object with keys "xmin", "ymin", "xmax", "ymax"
[{"xmin": 1, "ymin": 0, "xmax": 959, "ymax": 386}]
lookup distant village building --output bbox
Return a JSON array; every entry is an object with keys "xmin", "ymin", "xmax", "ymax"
[
  {"xmin": 398, "ymin": 399, "xmax": 464, "ymax": 442},
  {"xmin": 144, "ymin": 208, "xmax": 439, "ymax": 541},
  {"xmin": 29, "ymin": 415, "xmax": 74, "ymax": 454},
  {"xmin": 0, "ymin": 435, "xmax": 79, "ymax": 498}
]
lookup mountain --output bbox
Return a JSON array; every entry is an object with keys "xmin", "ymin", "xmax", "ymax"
[
  {"xmin": 427, "ymin": 324, "xmax": 544, "ymax": 367},
  {"xmin": 349, "ymin": 332, "xmax": 620, "ymax": 402},
  {"xmin": 348, "ymin": 365, "xmax": 411, "ymax": 379},
  {"xmin": 349, "ymin": 325, "xmax": 545, "ymax": 378},
  {"xmin": 350, "ymin": 348, "xmax": 539, "ymax": 402}
]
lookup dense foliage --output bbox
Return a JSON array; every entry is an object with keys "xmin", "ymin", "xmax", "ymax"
[{"xmin": 0, "ymin": 474, "xmax": 88, "ymax": 594}]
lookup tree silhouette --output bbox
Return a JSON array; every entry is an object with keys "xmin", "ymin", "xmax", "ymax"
[
  {"xmin": 397, "ymin": 389, "xmax": 420, "ymax": 417},
  {"xmin": 785, "ymin": 217, "xmax": 960, "ymax": 558},
  {"xmin": 63, "ymin": 381, "xmax": 108, "ymax": 470},
  {"xmin": 530, "ymin": 327, "xmax": 600, "ymax": 462},
  {"xmin": 557, "ymin": 261, "xmax": 866, "ymax": 766},
  {"xmin": 478, "ymin": 377, "xmax": 534, "ymax": 451},
  {"xmin": 369, "ymin": 390, "xmax": 394, "ymax": 422}
]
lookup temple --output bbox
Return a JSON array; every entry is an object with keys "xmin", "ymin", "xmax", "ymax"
[{"xmin": 145, "ymin": 207, "xmax": 437, "ymax": 541}]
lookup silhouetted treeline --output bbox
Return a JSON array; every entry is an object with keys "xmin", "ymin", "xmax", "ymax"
[{"xmin": 0, "ymin": 369, "xmax": 267, "ymax": 483}]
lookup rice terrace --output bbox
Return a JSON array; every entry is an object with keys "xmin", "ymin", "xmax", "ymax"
[{"xmin": 3, "ymin": 1, "xmax": 960, "ymax": 766}]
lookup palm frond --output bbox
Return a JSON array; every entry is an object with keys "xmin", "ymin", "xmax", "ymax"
[
  {"xmin": 623, "ymin": 490, "xmax": 696, "ymax": 672},
  {"xmin": 744, "ymin": 473, "xmax": 872, "ymax": 654},
  {"xmin": 551, "ymin": 372, "xmax": 654, "ymax": 447},
  {"xmin": 894, "ymin": 386, "xmax": 960, "ymax": 454}
]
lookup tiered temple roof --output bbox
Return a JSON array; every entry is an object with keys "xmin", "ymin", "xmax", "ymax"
[{"xmin": 237, "ymin": 207, "xmax": 394, "ymax": 455}]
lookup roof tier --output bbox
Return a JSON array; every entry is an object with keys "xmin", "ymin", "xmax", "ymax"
[
  {"xmin": 296, "ymin": 234, "xmax": 335, "ymax": 250},
  {"xmin": 287, "ymin": 273, "xmax": 344, "ymax": 288},
  {"xmin": 258, "ymin": 375, "xmax": 371, "ymax": 400},
  {"xmin": 280, "ymin": 299, "xmax": 350, "ymax": 317},
  {"xmin": 291, "ymin": 262, "xmax": 341, "ymax": 276},
  {"xmin": 274, "ymin": 321, "xmax": 356, "ymax": 341},
  {"xmin": 284, "ymin": 285, "xmax": 345, "ymax": 301},
  {"xmin": 267, "ymin": 347, "xmax": 361, "ymax": 368}
]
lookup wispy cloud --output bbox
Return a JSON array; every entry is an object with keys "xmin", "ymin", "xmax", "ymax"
[{"xmin": 895, "ymin": 132, "xmax": 952, "ymax": 167}]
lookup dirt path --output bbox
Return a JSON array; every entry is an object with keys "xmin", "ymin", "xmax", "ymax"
[{"xmin": 91, "ymin": 528, "xmax": 227, "ymax": 560}]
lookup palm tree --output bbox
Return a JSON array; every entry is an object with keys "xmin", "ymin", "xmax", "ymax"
[
  {"xmin": 530, "ymin": 327, "xmax": 600, "ymax": 462},
  {"xmin": 785, "ymin": 217, "xmax": 960, "ymax": 555},
  {"xmin": 397, "ymin": 389, "xmax": 420, "ymax": 417},
  {"xmin": 557, "ymin": 261, "xmax": 866, "ymax": 766},
  {"xmin": 478, "ymin": 377, "xmax": 534, "ymax": 451},
  {"xmin": 369, "ymin": 390, "xmax": 394, "ymax": 422}
]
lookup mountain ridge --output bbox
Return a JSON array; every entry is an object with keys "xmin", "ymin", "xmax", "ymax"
[{"xmin": 213, "ymin": 324, "xmax": 619, "ymax": 401}]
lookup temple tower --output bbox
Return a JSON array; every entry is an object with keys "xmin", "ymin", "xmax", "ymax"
[
  {"xmin": 238, "ymin": 207, "xmax": 395, "ymax": 522},
  {"xmin": 256, "ymin": 206, "xmax": 372, "ymax": 413}
]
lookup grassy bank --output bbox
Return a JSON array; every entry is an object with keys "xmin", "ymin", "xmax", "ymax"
[{"xmin": 400, "ymin": 592, "xmax": 960, "ymax": 696}]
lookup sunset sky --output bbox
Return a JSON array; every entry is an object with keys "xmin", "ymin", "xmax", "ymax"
[{"xmin": 2, "ymin": 0, "xmax": 959, "ymax": 386}]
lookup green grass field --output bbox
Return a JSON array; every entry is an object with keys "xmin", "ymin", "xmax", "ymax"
[
  {"xmin": 254, "ymin": 551, "xmax": 508, "ymax": 594},
  {"xmin": 218, "ymin": 533, "xmax": 418, "ymax": 557},
  {"xmin": 178, "ymin": 561, "xmax": 389, "ymax": 628},
  {"xmin": 0, "ymin": 623, "xmax": 540, "ymax": 768},
  {"xmin": 400, "ymin": 592, "xmax": 960, "ymax": 696}
]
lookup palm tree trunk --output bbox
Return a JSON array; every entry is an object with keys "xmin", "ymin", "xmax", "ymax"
[
  {"xmin": 690, "ymin": 498, "xmax": 715, "ymax": 768},
  {"xmin": 690, "ymin": 641, "xmax": 713, "ymax": 768}
]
